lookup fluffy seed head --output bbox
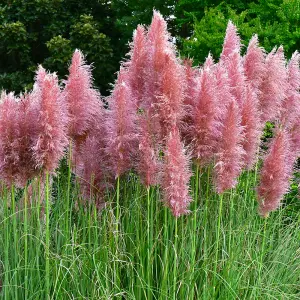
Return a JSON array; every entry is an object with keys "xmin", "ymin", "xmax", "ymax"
[{"xmin": 162, "ymin": 128, "xmax": 192, "ymax": 217}]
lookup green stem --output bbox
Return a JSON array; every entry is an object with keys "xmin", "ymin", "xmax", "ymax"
[
  {"xmin": 173, "ymin": 217, "xmax": 178, "ymax": 299},
  {"xmin": 213, "ymin": 193, "xmax": 223, "ymax": 297},
  {"xmin": 11, "ymin": 185, "xmax": 18, "ymax": 300},
  {"xmin": 45, "ymin": 172, "xmax": 50, "ymax": 299},
  {"xmin": 147, "ymin": 186, "xmax": 152, "ymax": 300},
  {"xmin": 24, "ymin": 185, "xmax": 28, "ymax": 299},
  {"xmin": 189, "ymin": 164, "xmax": 199, "ymax": 299}
]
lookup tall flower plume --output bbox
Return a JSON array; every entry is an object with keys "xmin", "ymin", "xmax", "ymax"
[
  {"xmin": 73, "ymin": 103, "xmax": 111, "ymax": 209},
  {"xmin": 136, "ymin": 113, "xmax": 161, "ymax": 187},
  {"xmin": 0, "ymin": 92, "xmax": 38, "ymax": 187},
  {"xmin": 106, "ymin": 68, "xmax": 137, "ymax": 178},
  {"xmin": 243, "ymin": 34, "xmax": 266, "ymax": 90},
  {"xmin": 241, "ymin": 84, "xmax": 262, "ymax": 169},
  {"xmin": 181, "ymin": 59, "xmax": 199, "ymax": 143},
  {"xmin": 125, "ymin": 25, "xmax": 148, "ymax": 108},
  {"xmin": 157, "ymin": 53, "xmax": 185, "ymax": 138},
  {"xmin": 32, "ymin": 66, "xmax": 68, "ymax": 173},
  {"xmin": 144, "ymin": 10, "xmax": 185, "ymax": 141},
  {"xmin": 62, "ymin": 49, "xmax": 101, "ymax": 147},
  {"xmin": 191, "ymin": 55, "xmax": 221, "ymax": 165},
  {"xmin": 257, "ymin": 129, "xmax": 292, "ymax": 217},
  {"xmin": 280, "ymin": 51, "xmax": 300, "ymax": 129},
  {"xmin": 162, "ymin": 128, "xmax": 192, "ymax": 217},
  {"xmin": 259, "ymin": 46, "xmax": 288, "ymax": 123},
  {"xmin": 220, "ymin": 20, "xmax": 241, "ymax": 61},
  {"xmin": 214, "ymin": 99, "xmax": 244, "ymax": 194}
]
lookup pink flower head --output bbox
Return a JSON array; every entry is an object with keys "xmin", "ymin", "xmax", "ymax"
[
  {"xmin": 241, "ymin": 84, "xmax": 262, "ymax": 169},
  {"xmin": 280, "ymin": 51, "xmax": 300, "ymax": 129},
  {"xmin": 136, "ymin": 113, "xmax": 161, "ymax": 187},
  {"xmin": 191, "ymin": 56, "xmax": 221, "ymax": 165},
  {"xmin": 243, "ymin": 35, "xmax": 266, "ymax": 90},
  {"xmin": 259, "ymin": 46, "xmax": 288, "ymax": 123},
  {"xmin": 157, "ymin": 53, "xmax": 185, "ymax": 138},
  {"xmin": 162, "ymin": 128, "xmax": 192, "ymax": 217},
  {"xmin": 257, "ymin": 129, "xmax": 292, "ymax": 217},
  {"xmin": 141, "ymin": 11, "xmax": 185, "ymax": 144},
  {"xmin": 16, "ymin": 93, "xmax": 40, "ymax": 186},
  {"xmin": 220, "ymin": 20, "xmax": 241, "ymax": 61},
  {"xmin": 125, "ymin": 25, "xmax": 148, "ymax": 108},
  {"xmin": 214, "ymin": 62, "xmax": 233, "ymax": 110},
  {"xmin": 181, "ymin": 59, "xmax": 200, "ymax": 143},
  {"xmin": 63, "ymin": 49, "xmax": 101, "ymax": 146},
  {"xmin": 106, "ymin": 68, "xmax": 137, "ymax": 178},
  {"xmin": 73, "ymin": 103, "xmax": 111, "ymax": 209},
  {"xmin": 0, "ymin": 92, "xmax": 22, "ymax": 186},
  {"xmin": 147, "ymin": 10, "xmax": 172, "ymax": 75},
  {"xmin": 224, "ymin": 51, "xmax": 246, "ymax": 107},
  {"xmin": 32, "ymin": 66, "xmax": 69, "ymax": 173},
  {"xmin": 0, "ymin": 92, "xmax": 38, "ymax": 187},
  {"xmin": 214, "ymin": 99, "xmax": 245, "ymax": 193}
]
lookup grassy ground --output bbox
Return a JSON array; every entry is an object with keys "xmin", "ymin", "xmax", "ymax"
[{"xmin": 0, "ymin": 164, "xmax": 299, "ymax": 299}]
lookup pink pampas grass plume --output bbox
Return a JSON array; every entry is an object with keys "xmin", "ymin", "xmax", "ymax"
[
  {"xmin": 63, "ymin": 49, "xmax": 101, "ymax": 146},
  {"xmin": 162, "ymin": 128, "xmax": 192, "ymax": 217},
  {"xmin": 191, "ymin": 56, "xmax": 221, "ymax": 165},
  {"xmin": 259, "ymin": 46, "xmax": 288, "ymax": 123},
  {"xmin": 214, "ymin": 99, "xmax": 245, "ymax": 194},
  {"xmin": 145, "ymin": 11, "xmax": 185, "ymax": 138},
  {"xmin": 125, "ymin": 25, "xmax": 147, "ymax": 108},
  {"xmin": 16, "ymin": 93, "xmax": 40, "ymax": 187},
  {"xmin": 0, "ymin": 92, "xmax": 22, "ymax": 186},
  {"xmin": 157, "ymin": 53, "xmax": 185, "ymax": 138},
  {"xmin": 243, "ymin": 35, "xmax": 266, "ymax": 90},
  {"xmin": 257, "ymin": 129, "xmax": 292, "ymax": 217},
  {"xmin": 74, "ymin": 105, "xmax": 111, "ymax": 210},
  {"xmin": 241, "ymin": 84, "xmax": 262, "ymax": 169},
  {"xmin": 181, "ymin": 59, "xmax": 199, "ymax": 143},
  {"xmin": 0, "ymin": 92, "xmax": 38, "ymax": 187},
  {"xmin": 136, "ymin": 113, "xmax": 161, "ymax": 187},
  {"xmin": 220, "ymin": 20, "xmax": 241, "ymax": 61},
  {"xmin": 214, "ymin": 62, "xmax": 233, "ymax": 111},
  {"xmin": 32, "ymin": 66, "xmax": 68, "ymax": 173},
  {"xmin": 147, "ymin": 10, "xmax": 172, "ymax": 76},
  {"xmin": 224, "ymin": 51, "xmax": 246, "ymax": 107},
  {"xmin": 280, "ymin": 51, "xmax": 300, "ymax": 129},
  {"xmin": 106, "ymin": 68, "xmax": 137, "ymax": 178}
]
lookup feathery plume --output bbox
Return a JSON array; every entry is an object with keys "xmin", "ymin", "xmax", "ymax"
[
  {"xmin": 257, "ymin": 129, "xmax": 292, "ymax": 217},
  {"xmin": 63, "ymin": 49, "xmax": 101, "ymax": 146},
  {"xmin": 106, "ymin": 68, "xmax": 137, "ymax": 178},
  {"xmin": 74, "ymin": 104, "xmax": 111, "ymax": 209},
  {"xmin": 280, "ymin": 51, "xmax": 300, "ymax": 129},
  {"xmin": 224, "ymin": 51, "xmax": 246, "ymax": 107},
  {"xmin": 241, "ymin": 84, "xmax": 262, "ymax": 169},
  {"xmin": 144, "ymin": 11, "xmax": 185, "ymax": 141},
  {"xmin": 125, "ymin": 25, "xmax": 148, "ymax": 108},
  {"xmin": 157, "ymin": 53, "xmax": 185, "ymax": 138},
  {"xmin": 0, "ymin": 92, "xmax": 38, "ymax": 187},
  {"xmin": 162, "ymin": 128, "xmax": 192, "ymax": 217},
  {"xmin": 191, "ymin": 56, "xmax": 221, "ymax": 165},
  {"xmin": 220, "ymin": 20, "xmax": 241, "ymax": 61},
  {"xmin": 136, "ymin": 113, "xmax": 161, "ymax": 187},
  {"xmin": 243, "ymin": 35, "xmax": 266, "ymax": 89},
  {"xmin": 214, "ymin": 99, "xmax": 244, "ymax": 193},
  {"xmin": 181, "ymin": 59, "xmax": 199, "ymax": 143},
  {"xmin": 0, "ymin": 92, "xmax": 22, "ymax": 186},
  {"xmin": 259, "ymin": 46, "xmax": 288, "ymax": 123},
  {"xmin": 32, "ymin": 66, "xmax": 68, "ymax": 173}
]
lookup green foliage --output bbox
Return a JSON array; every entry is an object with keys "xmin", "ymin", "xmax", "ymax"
[
  {"xmin": 0, "ymin": 164, "xmax": 300, "ymax": 298},
  {"xmin": 179, "ymin": 0, "xmax": 300, "ymax": 64},
  {"xmin": 0, "ymin": 0, "xmax": 117, "ymax": 94}
]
